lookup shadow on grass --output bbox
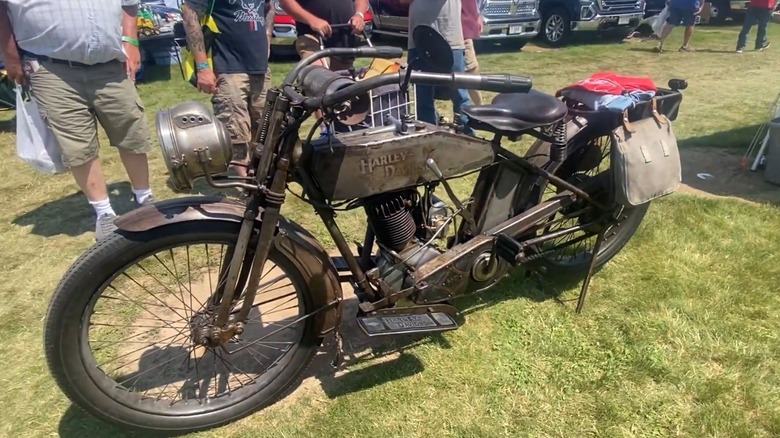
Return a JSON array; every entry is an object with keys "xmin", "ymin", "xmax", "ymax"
[
  {"xmin": 12, "ymin": 182, "xmax": 143, "ymax": 237},
  {"xmin": 13, "ymin": 175, "xmax": 245, "ymax": 238},
  {"xmin": 679, "ymin": 123, "xmax": 763, "ymax": 150},
  {"xmin": 678, "ymin": 124, "xmax": 780, "ymax": 205},
  {"xmin": 59, "ymin": 406, "xmax": 149, "ymax": 438}
]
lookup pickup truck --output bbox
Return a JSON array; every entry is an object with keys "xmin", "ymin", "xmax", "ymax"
[
  {"xmin": 538, "ymin": 0, "xmax": 645, "ymax": 46},
  {"xmin": 270, "ymin": 0, "xmax": 374, "ymax": 57},
  {"xmin": 368, "ymin": 0, "xmax": 542, "ymax": 50}
]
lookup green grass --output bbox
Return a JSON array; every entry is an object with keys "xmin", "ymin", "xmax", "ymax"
[{"xmin": 1, "ymin": 24, "xmax": 780, "ymax": 437}]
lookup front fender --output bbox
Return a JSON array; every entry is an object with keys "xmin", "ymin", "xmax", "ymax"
[{"xmin": 115, "ymin": 196, "xmax": 343, "ymax": 337}]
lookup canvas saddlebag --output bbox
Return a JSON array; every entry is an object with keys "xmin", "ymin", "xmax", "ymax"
[{"xmin": 610, "ymin": 98, "xmax": 682, "ymax": 207}]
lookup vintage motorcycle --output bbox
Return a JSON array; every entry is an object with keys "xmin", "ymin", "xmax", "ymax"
[{"xmin": 43, "ymin": 26, "xmax": 686, "ymax": 433}]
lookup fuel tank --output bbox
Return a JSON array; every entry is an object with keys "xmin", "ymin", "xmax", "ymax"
[{"xmin": 302, "ymin": 122, "xmax": 495, "ymax": 201}]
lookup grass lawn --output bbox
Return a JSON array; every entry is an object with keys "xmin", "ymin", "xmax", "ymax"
[{"xmin": 2, "ymin": 24, "xmax": 780, "ymax": 438}]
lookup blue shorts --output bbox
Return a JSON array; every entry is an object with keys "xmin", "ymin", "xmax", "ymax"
[{"xmin": 667, "ymin": 6, "xmax": 697, "ymax": 26}]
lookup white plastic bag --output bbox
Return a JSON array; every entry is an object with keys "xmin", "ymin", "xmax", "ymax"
[
  {"xmin": 15, "ymin": 85, "xmax": 67, "ymax": 174},
  {"xmin": 652, "ymin": 6, "xmax": 670, "ymax": 37}
]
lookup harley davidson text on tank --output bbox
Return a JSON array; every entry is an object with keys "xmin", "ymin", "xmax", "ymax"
[{"xmin": 42, "ymin": 26, "xmax": 687, "ymax": 434}]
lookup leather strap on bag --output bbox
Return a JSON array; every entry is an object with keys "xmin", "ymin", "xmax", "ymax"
[
  {"xmin": 621, "ymin": 109, "xmax": 636, "ymax": 133},
  {"xmin": 651, "ymin": 97, "xmax": 667, "ymax": 125}
]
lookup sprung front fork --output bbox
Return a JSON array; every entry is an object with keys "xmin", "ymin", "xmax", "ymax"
[{"xmin": 205, "ymin": 90, "xmax": 299, "ymax": 340}]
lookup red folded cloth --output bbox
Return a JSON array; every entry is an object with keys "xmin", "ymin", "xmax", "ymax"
[{"xmin": 556, "ymin": 72, "xmax": 657, "ymax": 97}]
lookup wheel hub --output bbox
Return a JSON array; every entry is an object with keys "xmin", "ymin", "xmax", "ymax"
[{"xmin": 189, "ymin": 312, "xmax": 244, "ymax": 348}]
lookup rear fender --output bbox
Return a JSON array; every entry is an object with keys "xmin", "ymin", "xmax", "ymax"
[{"xmin": 114, "ymin": 196, "xmax": 343, "ymax": 337}]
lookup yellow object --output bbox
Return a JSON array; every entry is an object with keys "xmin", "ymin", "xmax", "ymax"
[
  {"xmin": 361, "ymin": 58, "xmax": 402, "ymax": 80},
  {"xmin": 180, "ymin": 4, "xmax": 220, "ymax": 86}
]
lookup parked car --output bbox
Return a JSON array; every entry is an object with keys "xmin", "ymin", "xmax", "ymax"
[
  {"xmin": 537, "ymin": 0, "xmax": 645, "ymax": 46},
  {"xmin": 368, "ymin": 0, "xmax": 541, "ymax": 50},
  {"xmin": 270, "ymin": 0, "xmax": 374, "ymax": 58}
]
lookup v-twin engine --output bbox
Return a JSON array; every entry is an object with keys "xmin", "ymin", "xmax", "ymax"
[{"xmin": 364, "ymin": 190, "xmax": 451, "ymax": 292}]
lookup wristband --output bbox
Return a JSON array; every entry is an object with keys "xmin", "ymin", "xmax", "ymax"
[
  {"xmin": 121, "ymin": 36, "xmax": 139, "ymax": 47},
  {"xmin": 196, "ymin": 62, "xmax": 210, "ymax": 70},
  {"xmin": 354, "ymin": 11, "xmax": 365, "ymax": 20}
]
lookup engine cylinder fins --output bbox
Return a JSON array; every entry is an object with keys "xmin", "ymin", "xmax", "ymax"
[{"xmin": 365, "ymin": 190, "xmax": 418, "ymax": 252}]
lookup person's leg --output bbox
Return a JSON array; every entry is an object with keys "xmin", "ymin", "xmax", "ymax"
[
  {"xmin": 678, "ymin": 9, "xmax": 697, "ymax": 50},
  {"xmin": 212, "ymin": 73, "xmax": 252, "ymax": 178},
  {"xmin": 657, "ymin": 7, "xmax": 681, "ymax": 51},
  {"xmin": 295, "ymin": 34, "xmax": 330, "ymax": 69},
  {"xmin": 737, "ymin": 7, "xmax": 758, "ymax": 50},
  {"xmin": 681, "ymin": 24, "xmax": 695, "ymax": 49},
  {"xmin": 755, "ymin": 7, "xmax": 771, "ymax": 49},
  {"xmin": 248, "ymin": 72, "xmax": 269, "ymax": 160},
  {"xmin": 463, "ymin": 38, "xmax": 482, "ymax": 106},
  {"xmin": 407, "ymin": 48, "xmax": 438, "ymax": 124},
  {"xmin": 27, "ymin": 60, "xmax": 118, "ymax": 239},
  {"xmin": 91, "ymin": 61, "xmax": 154, "ymax": 205},
  {"xmin": 258, "ymin": 1, "xmax": 274, "ymax": 133},
  {"xmin": 294, "ymin": 34, "xmax": 334, "ymax": 135},
  {"xmin": 450, "ymin": 49, "xmax": 474, "ymax": 136}
]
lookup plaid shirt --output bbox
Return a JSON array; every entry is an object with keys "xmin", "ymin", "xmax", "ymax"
[{"xmin": 2, "ymin": 0, "xmax": 140, "ymax": 65}]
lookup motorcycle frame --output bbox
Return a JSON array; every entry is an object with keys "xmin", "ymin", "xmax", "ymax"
[
  {"xmin": 203, "ymin": 51, "xmax": 684, "ymax": 333},
  {"xmin": 210, "ymin": 100, "xmax": 606, "ymax": 331}
]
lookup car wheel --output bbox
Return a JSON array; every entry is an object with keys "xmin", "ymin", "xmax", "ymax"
[{"xmin": 540, "ymin": 7, "xmax": 572, "ymax": 47}]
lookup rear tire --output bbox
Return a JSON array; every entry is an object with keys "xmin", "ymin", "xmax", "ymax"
[
  {"xmin": 527, "ymin": 134, "xmax": 650, "ymax": 279},
  {"xmin": 43, "ymin": 221, "xmax": 321, "ymax": 434}
]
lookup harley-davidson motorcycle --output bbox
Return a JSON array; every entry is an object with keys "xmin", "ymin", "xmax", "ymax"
[{"xmin": 43, "ymin": 26, "xmax": 686, "ymax": 433}]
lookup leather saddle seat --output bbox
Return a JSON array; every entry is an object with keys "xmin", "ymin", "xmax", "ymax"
[{"xmin": 462, "ymin": 89, "xmax": 568, "ymax": 136}]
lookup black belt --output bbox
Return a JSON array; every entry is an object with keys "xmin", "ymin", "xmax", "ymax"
[{"xmin": 29, "ymin": 54, "xmax": 119, "ymax": 68}]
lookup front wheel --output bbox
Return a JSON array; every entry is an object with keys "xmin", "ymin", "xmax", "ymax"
[{"xmin": 43, "ymin": 221, "xmax": 321, "ymax": 434}]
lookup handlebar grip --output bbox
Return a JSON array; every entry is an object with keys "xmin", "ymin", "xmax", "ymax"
[
  {"xmin": 478, "ymin": 74, "xmax": 533, "ymax": 94},
  {"xmin": 356, "ymin": 46, "xmax": 404, "ymax": 60},
  {"xmin": 282, "ymin": 84, "xmax": 305, "ymax": 104}
]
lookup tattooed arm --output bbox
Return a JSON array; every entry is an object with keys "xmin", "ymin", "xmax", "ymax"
[{"xmin": 182, "ymin": 0, "xmax": 217, "ymax": 94}]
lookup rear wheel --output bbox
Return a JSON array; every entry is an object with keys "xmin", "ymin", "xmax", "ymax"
[
  {"xmin": 44, "ymin": 221, "xmax": 321, "ymax": 434},
  {"xmin": 528, "ymin": 134, "xmax": 650, "ymax": 279}
]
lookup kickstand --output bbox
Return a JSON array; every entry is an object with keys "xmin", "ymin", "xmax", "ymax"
[
  {"xmin": 575, "ymin": 228, "xmax": 608, "ymax": 314},
  {"xmin": 331, "ymin": 329, "xmax": 344, "ymax": 368}
]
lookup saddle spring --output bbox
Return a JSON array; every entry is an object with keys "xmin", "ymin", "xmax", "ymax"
[{"xmin": 549, "ymin": 121, "xmax": 568, "ymax": 162}]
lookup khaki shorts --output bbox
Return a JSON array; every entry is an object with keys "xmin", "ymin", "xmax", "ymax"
[
  {"xmin": 212, "ymin": 72, "xmax": 270, "ymax": 147},
  {"xmin": 27, "ymin": 60, "xmax": 152, "ymax": 168},
  {"xmin": 464, "ymin": 38, "xmax": 479, "ymax": 72},
  {"xmin": 294, "ymin": 33, "xmax": 354, "ymax": 71}
]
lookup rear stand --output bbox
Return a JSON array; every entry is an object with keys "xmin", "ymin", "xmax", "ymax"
[{"xmin": 574, "ymin": 227, "xmax": 608, "ymax": 314}]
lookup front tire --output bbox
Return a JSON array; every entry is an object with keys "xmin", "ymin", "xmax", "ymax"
[{"xmin": 44, "ymin": 221, "xmax": 321, "ymax": 434}]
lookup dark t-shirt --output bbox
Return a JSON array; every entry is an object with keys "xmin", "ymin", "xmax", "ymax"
[
  {"xmin": 295, "ymin": 0, "xmax": 358, "ymax": 50},
  {"xmin": 187, "ymin": 0, "xmax": 270, "ymax": 75}
]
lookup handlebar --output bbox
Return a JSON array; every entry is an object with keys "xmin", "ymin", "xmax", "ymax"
[
  {"xmin": 283, "ymin": 46, "xmax": 403, "ymax": 88},
  {"xmin": 302, "ymin": 71, "xmax": 532, "ymax": 111},
  {"xmin": 280, "ymin": 46, "xmax": 533, "ymax": 113}
]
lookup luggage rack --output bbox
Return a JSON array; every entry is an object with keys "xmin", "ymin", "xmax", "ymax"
[{"xmin": 561, "ymin": 82, "xmax": 686, "ymax": 125}]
